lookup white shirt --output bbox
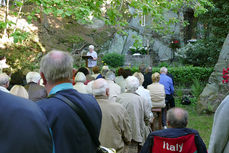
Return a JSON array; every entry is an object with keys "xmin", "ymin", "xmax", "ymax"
[{"xmin": 87, "ymin": 51, "xmax": 97, "ymax": 68}]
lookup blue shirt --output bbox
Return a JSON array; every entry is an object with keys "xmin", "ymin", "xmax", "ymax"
[
  {"xmin": 49, "ymin": 83, "xmax": 73, "ymax": 95},
  {"xmin": 159, "ymin": 74, "xmax": 174, "ymax": 95}
]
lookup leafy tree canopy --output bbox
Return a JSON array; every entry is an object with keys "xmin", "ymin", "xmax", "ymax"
[{"xmin": 28, "ymin": 0, "xmax": 213, "ymax": 33}]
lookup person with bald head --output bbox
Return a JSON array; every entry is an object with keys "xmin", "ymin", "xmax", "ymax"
[
  {"xmin": 92, "ymin": 78, "xmax": 132, "ymax": 153},
  {"xmin": 37, "ymin": 50, "xmax": 102, "ymax": 153},
  {"xmin": 140, "ymin": 108, "xmax": 207, "ymax": 153}
]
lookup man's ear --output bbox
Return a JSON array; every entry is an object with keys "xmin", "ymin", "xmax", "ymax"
[
  {"xmin": 40, "ymin": 72, "xmax": 47, "ymax": 86},
  {"xmin": 73, "ymin": 68, "xmax": 77, "ymax": 77},
  {"xmin": 166, "ymin": 121, "xmax": 170, "ymax": 127}
]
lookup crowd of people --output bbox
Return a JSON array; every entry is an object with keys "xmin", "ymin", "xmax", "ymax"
[{"xmin": 0, "ymin": 48, "xmax": 227, "ymax": 153}]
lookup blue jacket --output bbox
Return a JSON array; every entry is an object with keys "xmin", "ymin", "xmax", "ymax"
[
  {"xmin": 38, "ymin": 89, "xmax": 102, "ymax": 153},
  {"xmin": 159, "ymin": 74, "xmax": 174, "ymax": 95},
  {"xmin": 140, "ymin": 128, "xmax": 207, "ymax": 153},
  {"xmin": 0, "ymin": 91, "xmax": 53, "ymax": 153}
]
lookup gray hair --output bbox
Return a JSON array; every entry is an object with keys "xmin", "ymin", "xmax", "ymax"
[
  {"xmin": 92, "ymin": 79, "xmax": 109, "ymax": 96},
  {"xmin": 125, "ymin": 76, "xmax": 139, "ymax": 92},
  {"xmin": 89, "ymin": 45, "xmax": 94, "ymax": 50},
  {"xmin": 75, "ymin": 72, "xmax": 86, "ymax": 83},
  {"xmin": 105, "ymin": 71, "xmax": 116, "ymax": 81},
  {"xmin": 133, "ymin": 72, "xmax": 144, "ymax": 85},
  {"xmin": 167, "ymin": 108, "xmax": 188, "ymax": 128},
  {"xmin": 40, "ymin": 50, "xmax": 73, "ymax": 84},
  {"xmin": 26, "ymin": 72, "xmax": 41, "ymax": 84},
  {"xmin": 0, "ymin": 73, "xmax": 10, "ymax": 86},
  {"xmin": 160, "ymin": 67, "xmax": 168, "ymax": 73}
]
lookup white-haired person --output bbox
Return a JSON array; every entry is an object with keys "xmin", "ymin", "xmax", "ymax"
[
  {"xmin": 0, "ymin": 73, "xmax": 10, "ymax": 93},
  {"xmin": 10, "ymin": 85, "xmax": 29, "ymax": 99},
  {"xmin": 25, "ymin": 72, "xmax": 47, "ymax": 102},
  {"xmin": 73, "ymin": 72, "xmax": 88, "ymax": 94},
  {"xmin": 147, "ymin": 72, "xmax": 166, "ymax": 128},
  {"xmin": 116, "ymin": 76, "xmax": 145, "ymax": 153},
  {"xmin": 105, "ymin": 71, "xmax": 121, "ymax": 102},
  {"xmin": 87, "ymin": 45, "xmax": 98, "ymax": 70},
  {"xmin": 92, "ymin": 78, "xmax": 132, "ymax": 153},
  {"xmin": 159, "ymin": 67, "xmax": 175, "ymax": 110},
  {"xmin": 133, "ymin": 72, "xmax": 153, "ymax": 145}
]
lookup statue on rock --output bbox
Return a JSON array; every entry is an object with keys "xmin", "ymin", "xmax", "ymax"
[{"xmin": 198, "ymin": 34, "xmax": 229, "ymax": 113}]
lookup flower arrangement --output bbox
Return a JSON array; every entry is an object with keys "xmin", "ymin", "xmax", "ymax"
[
  {"xmin": 169, "ymin": 39, "xmax": 180, "ymax": 50},
  {"xmin": 222, "ymin": 66, "xmax": 229, "ymax": 83}
]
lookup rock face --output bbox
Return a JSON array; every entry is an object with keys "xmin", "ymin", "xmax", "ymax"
[
  {"xmin": 100, "ymin": 11, "xmax": 182, "ymax": 65},
  {"xmin": 198, "ymin": 34, "xmax": 229, "ymax": 113}
]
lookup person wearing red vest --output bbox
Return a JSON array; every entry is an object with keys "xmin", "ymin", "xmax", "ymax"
[{"xmin": 140, "ymin": 108, "xmax": 207, "ymax": 153}]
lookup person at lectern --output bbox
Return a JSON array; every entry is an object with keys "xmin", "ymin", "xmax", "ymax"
[{"xmin": 87, "ymin": 45, "xmax": 98, "ymax": 70}]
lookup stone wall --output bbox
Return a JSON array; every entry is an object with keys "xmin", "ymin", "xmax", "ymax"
[
  {"xmin": 198, "ymin": 34, "xmax": 229, "ymax": 113},
  {"xmin": 100, "ymin": 10, "xmax": 184, "ymax": 66}
]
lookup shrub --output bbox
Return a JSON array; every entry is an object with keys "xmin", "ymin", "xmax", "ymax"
[
  {"xmin": 191, "ymin": 78, "xmax": 205, "ymax": 98},
  {"xmin": 176, "ymin": 39, "xmax": 221, "ymax": 67},
  {"xmin": 128, "ymin": 66, "xmax": 213, "ymax": 87},
  {"xmin": 102, "ymin": 53, "xmax": 125, "ymax": 68}
]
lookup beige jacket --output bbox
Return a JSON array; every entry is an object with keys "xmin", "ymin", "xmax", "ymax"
[
  {"xmin": 73, "ymin": 82, "xmax": 88, "ymax": 94},
  {"xmin": 107, "ymin": 80, "xmax": 121, "ymax": 102},
  {"xmin": 96, "ymin": 96, "xmax": 132, "ymax": 153},
  {"xmin": 115, "ymin": 76, "xmax": 126, "ymax": 93},
  {"xmin": 116, "ymin": 92, "xmax": 145, "ymax": 143},
  {"xmin": 147, "ymin": 83, "xmax": 166, "ymax": 108}
]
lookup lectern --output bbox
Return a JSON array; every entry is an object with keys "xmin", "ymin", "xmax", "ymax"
[{"xmin": 82, "ymin": 56, "xmax": 93, "ymax": 67}]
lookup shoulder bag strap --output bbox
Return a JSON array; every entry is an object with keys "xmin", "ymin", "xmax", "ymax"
[{"xmin": 51, "ymin": 94, "xmax": 101, "ymax": 147}]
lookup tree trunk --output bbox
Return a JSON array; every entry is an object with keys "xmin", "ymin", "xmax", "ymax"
[
  {"xmin": 3, "ymin": 0, "xmax": 9, "ymax": 38},
  {"xmin": 13, "ymin": 0, "xmax": 24, "ymax": 33}
]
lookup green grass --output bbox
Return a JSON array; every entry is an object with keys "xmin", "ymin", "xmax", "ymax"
[{"xmin": 175, "ymin": 98, "xmax": 214, "ymax": 147}]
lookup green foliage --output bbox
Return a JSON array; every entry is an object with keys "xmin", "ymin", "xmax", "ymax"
[
  {"xmin": 177, "ymin": 38, "xmax": 221, "ymax": 67},
  {"xmin": 25, "ymin": 0, "xmax": 213, "ymax": 34},
  {"xmin": 176, "ymin": 87, "xmax": 184, "ymax": 101},
  {"xmin": 129, "ymin": 66, "xmax": 213, "ymax": 87},
  {"xmin": 191, "ymin": 78, "xmax": 205, "ymax": 98},
  {"xmin": 0, "ymin": 21, "xmax": 7, "ymax": 30},
  {"xmin": 10, "ymin": 30, "xmax": 30, "ymax": 43},
  {"xmin": 102, "ymin": 53, "xmax": 125, "ymax": 68}
]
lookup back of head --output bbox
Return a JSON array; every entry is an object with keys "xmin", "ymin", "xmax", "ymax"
[
  {"xmin": 40, "ymin": 50, "xmax": 73, "ymax": 84},
  {"xmin": 0, "ymin": 73, "xmax": 10, "ymax": 86},
  {"xmin": 105, "ymin": 71, "xmax": 116, "ymax": 81},
  {"xmin": 139, "ymin": 65, "xmax": 146, "ymax": 74},
  {"xmin": 78, "ymin": 67, "xmax": 90, "ymax": 76},
  {"xmin": 123, "ymin": 69, "xmax": 132, "ymax": 79},
  {"xmin": 10, "ymin": 85, "xmax": 29, "ymax": 99},
  {"xmin": 160, "ymin": 67, "xmax": 168, "ymax": 74},
  {"xmin": 125, "ymin": 76, "xmax": 139, "ymax": 92},
  {"xmin": 92, "ymin": 78, "xmax": 109, "ymax": 96},
  {"xmin": 167, "ymin": 108, "xmax": 188, "ymax": 128},
  {"xmin": 145, "ymin": 67, "xmax": 152, "ymax": 73},
  {"xmin": 92, "ymin": 66, "xmax": 100, "ymax": 74},
  {"xmin": 133, "ymin": 72, "xmax": 144, "ymax": 85},
  {"xmin": 152, "ymin": 72, "xmax": 160, "ymax": 83},
  {"xmin": 101, "ymin": 66, "xmax": 110, "ymax": 78},
  {"xmin": 75, "ymin": 72, "xmax": 86, "ymax": 83},
  {"xmin": 117, "ymin": 68, "xmax": 124, "ymax": 76},
  {"xmin": 26, "ymin": 72, "xmax": 41, "ymax": 84}
]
